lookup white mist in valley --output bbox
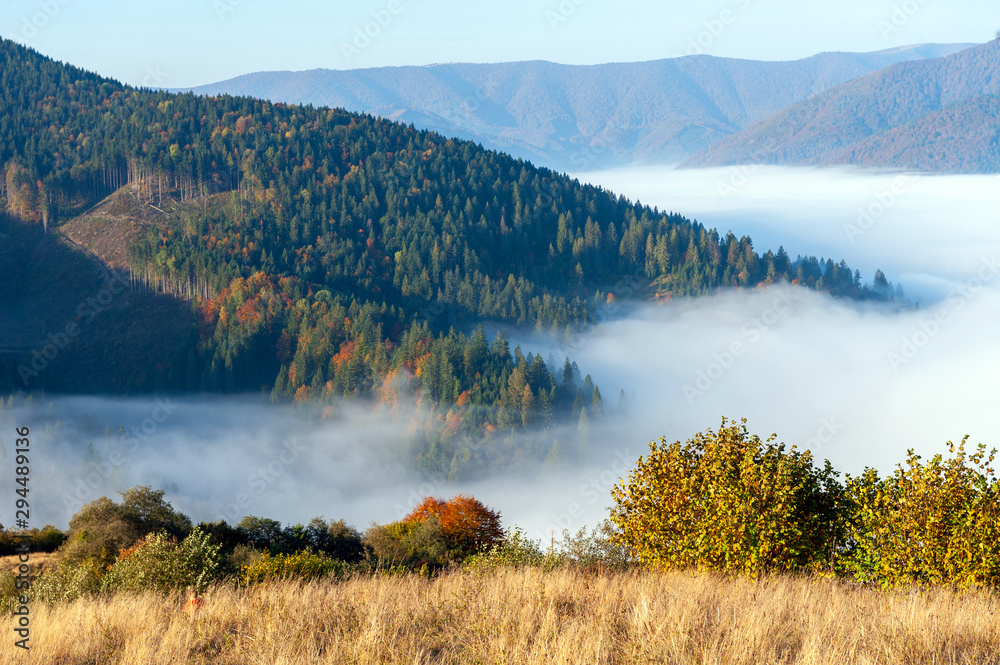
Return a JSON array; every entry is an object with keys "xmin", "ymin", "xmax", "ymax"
[{"xmin": 1, "ymin": 167, "xmax": 997, "ymax": 544}]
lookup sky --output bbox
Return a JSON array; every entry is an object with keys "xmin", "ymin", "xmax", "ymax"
[{"xmin": 1, "ymin": 0, "xmax": 998, "ymax": 87}]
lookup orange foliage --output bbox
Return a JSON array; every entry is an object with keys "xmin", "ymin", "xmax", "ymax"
[
  {"xmin": 443, "ymin": 411, "xmax": 462, "ymax": 438},
  {"xmin": 404, "ymin": 495, "xmax": 503, "ymax": 554},
  {"xmin": 331, "ymin": 339, "xmax": 358, "ymax": 370}
]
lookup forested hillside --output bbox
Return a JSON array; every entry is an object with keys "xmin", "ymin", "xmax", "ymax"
[{"xmin": 0, "ymin": 37, "xmax": 892, "ymax": 420}]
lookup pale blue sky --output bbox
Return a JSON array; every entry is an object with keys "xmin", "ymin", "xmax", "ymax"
[{"xmin": 1, "ymin": 0, "xmax": 997, "ymax": 87}]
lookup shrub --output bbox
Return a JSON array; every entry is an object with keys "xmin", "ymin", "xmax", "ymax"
[
  {"xmin": 556, "ymin": 521, "xmax": 634, "ymax": 572},
  {"xmin": 227, "ymin": 544, "xmax": 265, "ymax": 571},
  {"xmin": 304, "ymin": 518, "xmax": 366, "ymax": 562},
  {"xmin": 239, "ymin": 550, "xmax": 350, "ymax": 585},
  {"xmin": 403, "ymin": 495, "xmax": 504, "ymax": 559},
  {"xmin": 610, "ymin": 418, "xmax": 845, "ymax": 575},
  {"xmin": 364, "ymin": 517, "xmax": 449, "ymax": 569},
  {"xmin": 59, "ymin": 487, "xmax": 192, "ymax": 568},
  {"xmin": 59, "ymin": 497, "xmax": 141, "ymax": 568},
  {"xmin": 843, "ymin": 438, "xmax": 1000, "ymax": 588},
  {"xmin": 466, "ymin": 523, "xmax": 633, "ymax": 574},
  {"xmin": 100, "ymin": 528, "xmax": 221, "ymax": 594},
  {"xmin": 28, "ymin": 558, "xmax": 103, "ymax": 605},
  {"xmin": 465, "ymin": 527, "xmax": 550, "ymax": 572}
]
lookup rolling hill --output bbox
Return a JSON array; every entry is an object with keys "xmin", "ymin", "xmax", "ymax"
[
  {"xmin": 179, "ymin": 44, "xmax": 971, "ymax": 171},
  {"xmin": 683, "ymin": 40, "xmax": 1000, "ymax": 172}
]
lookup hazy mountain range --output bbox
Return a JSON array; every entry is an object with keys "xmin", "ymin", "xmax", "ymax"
[
  {"xmin": 180, "ymin": 43, "xmax": 975, "ymax": 172},
  {"xmin": 684, "ymin": 40, "xmax": 1000, "ymax": 173}
]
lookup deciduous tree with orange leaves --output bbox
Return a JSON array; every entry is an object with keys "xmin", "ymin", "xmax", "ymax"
[{"xmin": 404, "ymin": 495, "xmax": 504, "ymax": 559}]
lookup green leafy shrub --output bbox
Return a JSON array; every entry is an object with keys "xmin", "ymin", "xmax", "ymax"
[
  {"xmin": 843, "ymin": 438, "xmax": 1000, "ymax": 588},
  {"xmin": 100, "ymin": 528, "xmax": 221, "ymax": 594},
  {"xmin": 28, "ymin": 558, "xmax": 103, "ymax": 605},
  {"xmin": 239, "ymin": 550, "xmax": 350, "ymax": 585},
  {"xmin": 364, "ymin": 517, "xmax": 449, "ymax": 569},
  {"xmin": 556, "ymin": 521, "xmax": 634, "ymax": 572},
  {"xmin": 465, "ymin": 527, "xmax": 551, "ymax": 573},
  {"xmin": 610, "ymin": 418, "xmax": 845, "ymax": 575}
]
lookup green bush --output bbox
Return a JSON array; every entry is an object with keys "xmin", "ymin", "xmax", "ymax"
[
  {"xmin": 239, "ymin": 550, "xmax": 351, "ymax": 585},
  {"xmin": 100, "ymin": 528, "xmax": 221, "ymax": 594},
  {"xmin": 610, "ymin": 419, "xmax": 845, "ymax": 575},
  {"xmin": 364, "ymin": 517, "xmax": 449, "ymax": 569},
  {"xmin": 465, "ymin": 527, "xmax": 551, "ymax": 572},
  {"xmin": 843, "ymin": 438, "xmax": 1000, "ymax": 588},
  {"xmin": 28, "ymin": 558, "xmax": 103, "ymax": 605},
  {"xmin": 466, "ymin": 524, "xmax": 633, "ymax": 573}
]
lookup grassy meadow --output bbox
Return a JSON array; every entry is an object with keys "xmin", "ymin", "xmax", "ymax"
[{"xmin": 3, "ymin": 567, "xmax": 999, "ymax": 664}]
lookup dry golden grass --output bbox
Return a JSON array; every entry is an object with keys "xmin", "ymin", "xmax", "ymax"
[
  {"xmin": 1, "ymin": 552, "xmax": 59, "ymax": 579},
  {"xmin": 3, "ymin": 568, "xmax": 999, "ymax": 664}
]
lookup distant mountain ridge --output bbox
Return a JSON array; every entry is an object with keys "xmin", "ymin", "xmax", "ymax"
[
  {"xmin": 179, "ymin": 44, "xmax": 972, "ymax": 171},
  {"xmin": 683, "ymin": 40, "xmax": 1000, "ymax": 172}
]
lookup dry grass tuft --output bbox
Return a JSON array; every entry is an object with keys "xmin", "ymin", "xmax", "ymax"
[{"xmin": 3, "ymin": 568, "xmax": 999, "ymax": 664}]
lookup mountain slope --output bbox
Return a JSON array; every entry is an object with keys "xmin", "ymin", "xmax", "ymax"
[
  {"xmin": 682, "ymin": 40, "xmax": 1000, "ymax": 172},
  {"xmin": 180, "ymin": 44, "xmax": 971, "ymax": 170}
]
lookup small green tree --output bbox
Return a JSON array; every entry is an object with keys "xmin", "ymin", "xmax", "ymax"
[
  {"xmin": 610, "ymin": 418, "xmax": 845, "ymax": 575},
  {"xmin": 59, "ymin": 487, "xmax": 192, "ymax": 567}
]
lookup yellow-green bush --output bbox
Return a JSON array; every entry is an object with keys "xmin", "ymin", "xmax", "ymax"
[
  {"xmin": 99, "ymin": 528, "xmax": 221, "ymax": 594},
  {"xmin": 239, "ymin": 550, "xmax": 350, "ymax": 585},
  {"xmin": 610, "ymin": 419, "xmax": 844, "ymax": 575},
  {"xmin": 28, "ymin": 558, "xmax": 103, "ymax": 605},
  {"xmin": 844, "ymin": 438, "xmax": 1000, "ymax": 588}
]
